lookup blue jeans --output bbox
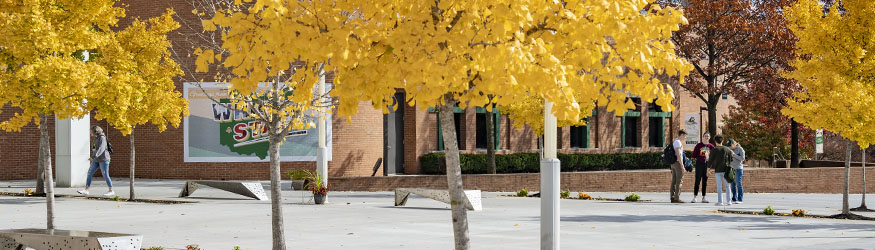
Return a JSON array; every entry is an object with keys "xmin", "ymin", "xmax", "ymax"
[
  {"xmin": 86, "ymin": 161, "xmax": 112, "ymax": 188},
  {"xmin": 731, "ymin": 168, "xmax": 743, "ymax": 202}
]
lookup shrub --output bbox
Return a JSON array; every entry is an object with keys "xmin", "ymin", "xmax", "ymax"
[
  {"xmin": 23, "ymin": 188, "xmax": 34, "ymax": 196},
  {"xmin": 144, "ymin": 247, "xmax": 164, "ymax": 250},
  {"xmin": 792, "ymin": 209, "xmax": 806, "ymax": 217},
  {"xmin": 186, "ymin": 244, "xmax": 201, "ymax": 250},
  {"xmin": 286, "ymin": 169, "xmax": 311, "ymax": 180},
  {"xmin": 624, "ymin": 193, "xmax": 641, "ymax": 202},
  {"xmin": 560, "ymin": 190, "xmax": 571, "ymax": 199},
  {"xmin": 763, "ymin": 206, "xmax": 775, "ymax": 215},
  {"xmin": 578, "ymin": 192, "xmax": 593, "ymax": 200},
  {"xmin": 421, "ymin": 151, "xmax": 670, "ymax": 175},
  {"xmin": 111, "ymin": 196, "xmax": 120, "ymax": 201},
  {"xmin": 516, "ymin": 188, "xmax": 529, "ymax": 197}
]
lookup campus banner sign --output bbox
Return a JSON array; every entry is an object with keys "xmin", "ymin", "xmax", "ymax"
[
  {"xmin": 816, "ymin": 129, "xmax": 824, "ymax": 154},
  {"xmin": 183, "ymin": 82, "xmax": 332, "ymax": 162},
  {"xmin": 684, "ymin": 114, "xmax": 699, "ymax": 148}
]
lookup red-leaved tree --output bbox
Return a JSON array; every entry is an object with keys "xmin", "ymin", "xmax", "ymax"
[{"xmin": 658, "ymin": 0, "xmax": 796, "ymax": 137}]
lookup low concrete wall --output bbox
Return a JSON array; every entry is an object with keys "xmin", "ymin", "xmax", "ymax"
[{"xmin": 332, "ymin": 167, "xmax": 875, "ymax": 194}]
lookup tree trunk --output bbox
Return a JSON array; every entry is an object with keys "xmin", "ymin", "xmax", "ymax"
[
  {"xmin": 39, "ymin": 114, "xmax": 55, "ymax": 229},
  {"xmin": 861, "ymin": 148, "xmax": 867, "ymax": 209},
  {"xmin": 129, "ymin": 129, "xmax": 136, "ymax": 201},
  {"xmin": 791, "ymin": 119, "xmax": 799, "ymax": 168},
  {"xmin": 486, "ymin": 106, "xmax": 496, "ymax": 174},
  {"xmin": 36, "ymin": 158, "xmax": 45, "ymax": 195},
  {"xmin": 843, "ymin": 140, "xmax": 851, "ymax": 215},
  {"xmin": 706, "ymin": 97, "xmax": 718, "ymax": 137},
  {"xmin": 439, "ymin": 94, "xmax": 470, "ymax": 250},
  {"xmin": 268, "ymin": 78, "xmax": 287, "ymax": 250}
]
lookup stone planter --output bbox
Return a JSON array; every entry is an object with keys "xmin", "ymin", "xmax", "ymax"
[
  {"xmin": 292, "ymin": 180, "xmax": 307, "ymax": 190},
  {"xmin": 314, "ymin": 193, "xmax": 327, "ymax": 204}
]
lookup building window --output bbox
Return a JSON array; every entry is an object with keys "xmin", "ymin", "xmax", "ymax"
[
  {"xmin": 648, "ymin": 103, "xmax": 671, "ymax": 148},
  {"xmin": 621, "ymin": 97, "xmax": 642, "ymax": 148},
  {"xmin": 648, "ymin": 117, "xmax": 664, "ymax": 147},
  {"xmin": 622, "ymin": 116, "xmax": 640, "ymax": 148},
  {"xmin": 475, "ymin": 107, "xmax": 500, "ymax": 150},
  {"xmin": 570, "ymin": 118, "xmax": 589, "ymax": 148},
  {"xmin": 435, "ymin": 108, "xmax": 465, "ymax": 151}
]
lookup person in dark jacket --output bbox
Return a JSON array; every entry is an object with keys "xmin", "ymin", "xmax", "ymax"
[
  {"xmin": 77, "ymin": 126, "xmax": 114, "ymax": 196},
  {"xmin": 691, "ymin": 132, "xmax": 715, "ymax": 203},
  {"xmin": 707, "ymin": 135, "xmax": 733, "ymax": 206}
]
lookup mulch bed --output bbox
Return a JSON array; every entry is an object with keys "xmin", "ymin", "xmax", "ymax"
[
  {"xmin": 717, "ymin": 209, "xmax": 875, "ymax": 221},
  {"xmin": 0, "ymin": 192, "xmax": 192, "ymax": 204}
]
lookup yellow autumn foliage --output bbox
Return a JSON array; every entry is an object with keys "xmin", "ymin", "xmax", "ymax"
[
  {"xmin": 92, "ymin": 9, "xmax": 188, "ymax": 135},
  {"xmin": 0, "ymin": 0, "xmax": 123, "ymax": 131},
  {"xmin": 783, "ymin": 0, "xmax": 875, "ymax": 148}
]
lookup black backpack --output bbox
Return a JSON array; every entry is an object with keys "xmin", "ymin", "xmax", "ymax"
[
  {"xmin": 662, "ymin": 144, "xmax": 676, "ymax": 165},
  {"xmin": 103, "ymin": 135, "xmax": 114, "ymax": 155}
]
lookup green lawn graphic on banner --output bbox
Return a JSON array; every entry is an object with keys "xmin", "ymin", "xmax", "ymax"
[{"xmin": 183, "ymin": 82, "xmax": 331, "ymax": 162}]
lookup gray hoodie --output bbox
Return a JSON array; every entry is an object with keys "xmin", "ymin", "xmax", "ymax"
[
  {"xmin": 91, "ymin": 134, "xmax": 111, "ymax": 162},
  {"xmin": 730, "ymin": 145, "xmax": 745, "ymax": 169}
]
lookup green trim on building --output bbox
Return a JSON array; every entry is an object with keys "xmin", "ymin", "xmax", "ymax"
[{"xmin": 436, "ymin": 107, "xmax": 500, "ymax": 151}]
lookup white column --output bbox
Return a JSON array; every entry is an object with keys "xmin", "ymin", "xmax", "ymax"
[
  {"xmin": 55, "ymin": 115, "xmax": 90, "ymax": 187},
  {"xmin": 541, "ymin": 99, "xmax": 560, "ymax": 250},
  {"xmin": 316, "ymin": 68, "xmax": 328, "ymax": 186}
]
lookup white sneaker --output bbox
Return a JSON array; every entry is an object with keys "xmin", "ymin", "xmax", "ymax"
[
  {"xmin": 103, "ymin": 191, "xmax": 115, "ymax": 197},
  {"xmin": 715, "ymin": 202, "xmax": 725, "ymax": 206},
  {"xmin": 736, "ymin": 201, "xmax": 743, "ymax": 204},
  {"xmin": 691, "ymin": 197, "xmax": 698, "ymax": 203},
  {"xmin": 77, "ymin": 190, "xmax": 89, "ymax": 195},
  {"xmin": 732, "ymin": 201, "xmax": 739, "ymax": 204},
  {"xmin": 701, "ymin": 198, "xmax": 710, "ymax": 203}
]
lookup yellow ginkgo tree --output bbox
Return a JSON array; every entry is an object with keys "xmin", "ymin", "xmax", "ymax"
[
  {"xmin": 783, "ymin": 0, "xmax": 875, "ymax": 216},
  {"xmin": 91, "ymin": 9, "xmax": 189, "ymax": 201},
  {"xmin": 191, "ymin": 0, "xmax": 379, "ymax": 248},
  {"xmin": 0, "ymin": 0, "xmax": 123, "ymax": 230},
  {"xmin": 196, "ymin": 1, "xmax": 691, "ymax": 249},
  {"xmin": 329, "ymin": 1, "xmax": 692, "ymax": 249}
]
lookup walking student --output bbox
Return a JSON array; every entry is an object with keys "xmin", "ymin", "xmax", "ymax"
[
  {"xmin": 691, "ymin": 132, "xmax": 715, "ymax": 203},
  {"xmin": 669, "ymin": 129, "xmax": 688, "ymax": 203},
  {"xmin": 707, "ymin": 135, "xmax": 732, "ymax": 206},
  {"xmin": 78, "ymin": 126, "xmax": 114, "ymax": 196},
  {"xmin": 729, "ymin": 139, "xmax": 746, "ymax": 204}
]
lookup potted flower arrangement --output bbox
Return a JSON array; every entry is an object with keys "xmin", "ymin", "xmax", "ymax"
[
  {"xmin": 286, "ymin": 169, "xmax": 311, "ymax": 191},
  {"xmin": 307, "ymin": 172, "xmax": 329, "ymax": 204}
]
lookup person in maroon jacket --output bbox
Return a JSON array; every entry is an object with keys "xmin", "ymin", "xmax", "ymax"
[{"xmin": 691, "ymin": 132, "xmax": 715, "ymax": 203}]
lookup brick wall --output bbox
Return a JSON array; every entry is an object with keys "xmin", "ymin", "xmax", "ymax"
[{"xmin": 331, "ymin": 167, "xmax": 875, "ymax": 194}]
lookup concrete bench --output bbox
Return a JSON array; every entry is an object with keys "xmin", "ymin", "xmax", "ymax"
[
  {"xmin": 0, "ymin": 229, "xmax": 142, "ymax": 250},
  {"xmin": 394, "ymin": 188, "xmax": 482, "ymax": 211},
  {"xmin": 179, "ymin": 180, "xmax": 269, "ymax": 200}
]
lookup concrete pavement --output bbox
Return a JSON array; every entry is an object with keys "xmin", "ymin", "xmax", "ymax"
[{"xmin": 1, "ymin": 179, "xmax": 874, "ymax": 249}]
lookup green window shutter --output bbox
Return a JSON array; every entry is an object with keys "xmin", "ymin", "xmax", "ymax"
[
  {"xmin": 584, "ymin": 117, "xmax": 589, "ymax": 149},
  {"xmin": 437, "ymin": 112, "xmax": 444, "ymax": 151},
  {"xmin": 494, "ymin": 109, "xmax": 501, "ymax": 150},
  {"xmin": 621, "ymin": 116, "xmax": 626, "ymax": 148}
]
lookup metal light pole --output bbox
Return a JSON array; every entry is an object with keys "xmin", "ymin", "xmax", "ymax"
[{"xmin": 541, "ymin": 99, "xmax": 560, "ymax": 250}]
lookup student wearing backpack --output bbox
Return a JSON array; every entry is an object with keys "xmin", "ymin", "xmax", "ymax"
[
  {"xmin": 668, "ymin": 129, "xmax": 688, "ymax": 203},
  {"xmin": 707, "ymin": 135, "xmax": 733, "ymax": 206},
  {"xmin": 691, "ymin": 132, "xmax": 715, "ymax": 203},
  {"xmin": 77, "ymin": 126, "xmax": 114, "ymax": 197}
]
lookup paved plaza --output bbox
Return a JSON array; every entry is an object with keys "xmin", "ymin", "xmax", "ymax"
[{"xmin": 1, "ymin": 179, "xmax": 874, "ymax": 249}]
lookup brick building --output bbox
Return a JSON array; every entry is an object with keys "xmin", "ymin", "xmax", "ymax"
[{"xmin": 0, "ymin": 0, "xmax": 736, "ymax": 181}]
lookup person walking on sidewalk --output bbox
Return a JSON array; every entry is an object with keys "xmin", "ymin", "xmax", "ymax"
[
  {"xmin": 729, "ymin": 139, "xmax": 746, "ymax": 204},
  {"xmin": 707, "ymin": 135, "xmax": 733, "ymax": 206},
  {"xmin": 670, "ymin": 129, "xmax": 688, "ymax": 203},
  {"xmin": 78, "ymin": 126, "xmax": 114, "ymax": 196},
  {"xmin": 691, "ymin": 132, "xmax": 715, "ymax": 203}
]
